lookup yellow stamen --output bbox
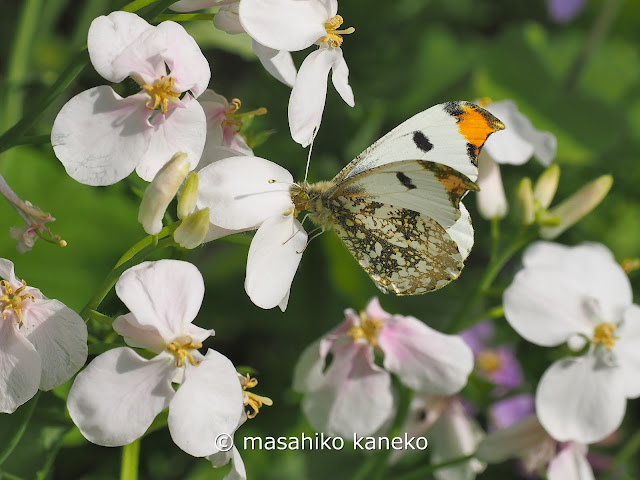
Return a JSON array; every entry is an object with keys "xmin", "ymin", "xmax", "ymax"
[
  {"xmin": 347, "ymin": 310, "xmax": 383, "ymax": 346},
  {"xmin": 476, "ymin": 350, "xmax": 501, "ymax": 373},
  {"xmin": 142, "ymin": 76, "xmax": 180, "ymax": 114},
  {"xmin": 476, "ymin": 97, "xmax": 492, "ymax": 108},
  {"xmin": 0, "ymin": 279, "xmax": 35, "ymax": 324},
  {"xmin": 240, "ymin": 374, "xmax": 273, "ymax": 419},
  {"xmin": 318, "ymin": 15, "xmax": 355, "ymax": 49},
  {"xmin": 221, "ymin": 98, "xmax": 268, "ymax": 131},
  {"xmin": 592, "ymin": 322, "xmax": 619, "ymax": 351},
  {"xmin": 166, "ymin": 336, "xmax": 202, "ymax": 367}
]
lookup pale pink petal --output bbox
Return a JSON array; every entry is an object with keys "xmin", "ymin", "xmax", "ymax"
[
  {"xmin": 364, "ymin": 297, "xmax": 391, "ymax": 321},
  {"xmin": 171, "ymin": 0, "xmax": 217, "ymax": 12},
  {"xmin": 536, "ymin": 355, "xmax": 626, "ymax": 443},
  {"xmin": 378, "ymin": 316, "xmax": 473, "ymax": 394},
  {"xmin": 113, "ymin": 313, "xmax": 166, "ymax": 353},
  {"xmin": 0, "ymin": 320, "xmax": 41, "ymax": 413},
  {"xmin": 245, "ymin": 216, "xmax": 307, "ymax": 310},
  {"xmin": 331, "ymin": 50, "xmax": 354, "ymax": 106},
  {"xmin": 302, "ymin": 342, "xmax": 394, "ymax": 437},
  {"xmin": 67, "ymin": 348, "xmax": 175, "ymax": 446},
  {"xmin": 252, "ymin": 40, "xmax": 297, "ymax": 87},
  {"xmin": 476, "ymin": 152, "xmax": 507, "ymax": 219},
  {"xmin": 136, "ymin": 95, "xmax": 206, "ymax": 181},
  {"xmin": 614, "ymin": 304, "xmax": 640, "ymax": 398},
  {"xmin": 87, "ymin": 12, "xmax": 153, "ymax": 83},
  {"xmin": 239, "ymin": 0, "xmax": 330, "ymax": 51},
  {"xmin": 168, "ymin": 349, "xmax": 244, "ymax": 457},
  {"xmin": 51, "ymin": 87, "xmax": 148, "ymax": 186},
  {"xmin": 197, "ymin": 156, "xmax": 294, "ymax": 230},
  {"xmin": 115, "ymin": 260, "xmax": 207, "ymax": 344},
  {"xmin": 292, "ymin": 339, "xmax": 325, "ymax": 392},
  {"xmin": 0, "ymin": 260, "xmax": 43, "ymax": 300},
  {"xmin": 214, "ymin": 4, "xmax": 245, "ymax": 34},
  {"xmin": 547, "ymin": 442, "xmax": 594, "ymax": 480},
  {"xmin": 288, "ymin": 48, "xmax": 338, "ymax": 147},
  {"xmin": 20, "ymin": 299, "xmax": 87, "ymax": 391},
  {"xmin": 476, "ymin": 415, "xmax": 551, "ymax": 463}
]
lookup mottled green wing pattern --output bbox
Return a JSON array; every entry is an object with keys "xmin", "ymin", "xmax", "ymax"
[{"xmin": 326, "ymin": 197, "xmax": 464, "ymax": 295}]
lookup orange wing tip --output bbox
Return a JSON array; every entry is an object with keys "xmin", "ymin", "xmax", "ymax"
[{"xmin": 443, "ymin": 101, "xmax": 506, "ymax": 163}]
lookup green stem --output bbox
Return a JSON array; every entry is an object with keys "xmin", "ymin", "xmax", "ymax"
[
  {"xmin": 391, "ymin": 454, "xmax": 475, "ymax": 480},
  {"xmin": 3, "ymin": 0, "xmax": 44, "ymax": 131},
  {"xmin": 120, "ymin": 439, "xmax": 140, "ymax": 480},
  {"xmin": 604, "ymin": 429, "xmax": 640, "ymax": 479},
  {"xmin": 121, "ymin": 0, "xmax": 162, "ymax": 12},
  {"xmin": 88, "ymin": 310, "xmax": 115, "ymax": 326},
  {"xmin": 156, "ymin": 13, "xmax": 216, "ymax": 22},
  {"xmin": 564, "ymin": 0, "xmax": 624, "ymax": 91},
  {"xmin": 489, "ymin": 216, "xmax": 500, "ymax": 263},
  {"xmin": 447, "ymin": 228, "xmax": 537, "ymax": 333},
  {"xmin": 115, "ymin": 222, "xmax": 179, "ymax": 268},
  {"xmin": 456, "ymin": 305, "xmax": 505, "ymax": 332},
  {"xmin": 80, "ymin": 235, "xmax": 177, "ymax": 320}
]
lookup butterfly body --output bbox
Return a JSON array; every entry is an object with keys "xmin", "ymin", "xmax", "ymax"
[{"xmin": 291, "ymin": 101, "xmax": 504, "ymax": 295}]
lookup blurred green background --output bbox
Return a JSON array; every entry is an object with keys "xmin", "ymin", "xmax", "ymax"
[{"xmin": 1, "ymin": 0, "xmax": 639, "ymax": 478}]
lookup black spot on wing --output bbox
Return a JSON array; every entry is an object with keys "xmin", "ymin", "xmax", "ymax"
[
  {"xmin": 467, "ymin": 143, "xmax": 479, "ymax": 166},
  {"xmin": 412, "ymin": 131, "xmax": 433, "ymax": 153},
  {"xmin": 443, "ymin": 101, "xmax": 464, "ymax": 117},
  {"xmin": 396, "ymin": 172, "xmax": 417, "ymax": 190}
]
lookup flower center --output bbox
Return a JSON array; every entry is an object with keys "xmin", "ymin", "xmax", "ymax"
[
  {"xmin": 240, "ymin": 374, "xmax": 273, "ymax": 419},
  {"xmin": 166, "ymin": 335, "xmax": 202, "ymax": 367},
  {"xmin": 476, "ymin": 349, "xmax": 501, "ymax": 374},
  {"xmin": 318, "ymin": 15, "xmax": 355, "ymax": 48},
  {"xmin": 347, "ymin": 311, "xmax": 383, "ymax": 346},
  {"xmin": 592, "ymin": 322, "xmax": 619, "ymax": 351},
  {"xmin": 142, "ymin": 76, "xmax": 181, "ymax": 114},
  {"xmin": 0, "ymin": 279, "xmax": 35, "ymax": 323},
  {"xmin": 221, "ymin": 98, "xmax": 267, "ymax": 131}
]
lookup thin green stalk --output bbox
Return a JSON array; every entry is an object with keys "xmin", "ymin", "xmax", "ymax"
[
  {"xmin": 80, "ymin": 236, "xmax": 177, "ymax": 320},
  {"xmin": 3, "ymin": 0, "xmax": 44, "ymax": 131},
  {"xmin": 564, "ymin": 0, "xmax": 624, "ymax": 91},
  {"xmin": 604, "ymin": 429, "xmax": 640, "ymax": 479},
  {"xmin": 156, "ymin": 13, "xmax": 216, "ymax": 22},
  {"xmin": 115, "ymin": 222, "xmax": 179, "ymax": 268},
  {"xmin": 391, "ymin": 454, "xmax": 475, "ymax": 480},
  {"xmin": 455, "ymin": 305, "xmax": 504, "ymax": 333},
  {"xmin": 120, "ymin": 439, "xmax": 140, "ymax": 480},
  {"xmin": 489, "ymin": 217, "xmax": 500, "ymax": 263},
  {"xmin": 447, "ymin": 228, "xmax": 537, "ymax": 333},
  {"xmin": 88, "ymin": 310, "xmax": 115, "ymax": 326},
  {"xmin": 121, "ymin": 0, "xmax": 163, "ymax": 13}
]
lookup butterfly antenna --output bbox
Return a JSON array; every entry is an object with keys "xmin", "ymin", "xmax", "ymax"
[{"xmin": 303, "ymin": 126, "xmax": 318, "ymax": 183}]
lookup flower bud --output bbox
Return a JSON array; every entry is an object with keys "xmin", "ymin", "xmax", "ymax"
[
  {"xmin": 515, "ymin": 177, "xmax": 535, "ymax": 225},
  {"xmin": 540, "ymin": 175, "xmax": 613, "ymax": 239},
  {"xmin": 533, "ymin": 164, "xmax": 559, "ymax": 210},
  {"xmin": 177, "ymin": 172, "xmax": 199, "ymax": 219},
  {"xmin": 174, "ymin": 208, "xmax": 210, "ymax": 249},
  {"xmin": 138, "ymin": 152, "xmax": 190, "ymax": 235}
]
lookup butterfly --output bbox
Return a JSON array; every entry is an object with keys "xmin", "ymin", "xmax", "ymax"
[{"xmin": 290, "ymin": 101, "xmax": 504, "ymax": 295}]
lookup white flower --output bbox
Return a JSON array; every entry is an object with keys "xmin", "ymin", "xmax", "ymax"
[
  {"xmin": 476, "ymin": 100, "xmax": 556, "ymax": 219},
  {"xmin": 239, "ymin": 0, "xmax": 355, "ymax": 146},
  {"xmin": 170, "ymin": 1, "xmax": 297, "ymax": 86},
  {"xmin": 293, "ymin": 298, "xmax": 474, "ymax": 437},
  {"xmin": 0, "ymin": 259, "xmax": 87, "ymax": 413},
  {"xmin": 67, "ymin": 260, "xmax": 244, "ymax": 456},
  {"xmin": 503, "ymin": 242, "xmax": 640, "ymax": 443},
  {"xmin": 51, "ymin": 11, "xmax": 210, "ymax": 186},
  {"xmin": 477, "ymin": 415, "xmax": 594, "ymax": 480},
  {"xmin": 197, "ymin": 156, "xmax": 307, "ymax": 310}
]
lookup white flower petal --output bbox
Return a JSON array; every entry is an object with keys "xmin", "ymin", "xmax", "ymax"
[
  {"xmin": 0, "ymin": 320, "xmax": 41, "ymax": 413},
  {"xmin": 112, "ymin": 312, "xmax": 166, "ymax": 353},
  {"xmin": 20, "ymin": 299, "xmax": 87, "ymax": 391},
  {"xmin": 547, "ymin": 442, "xmax": 594, "ymax": 480},
  {"xmin": 51, "ymin": 87, "xmax": 148, "ymax": 186},
  {"xmin": 115, "ymin": 260, "xmax": 207, "ymax": 344},
  {"xmin": 239, "ymin": 0, "xmax": 331, "ymax": 51},
  {"xmin": 536, "ymin": 355, "xmax": 626, "ymax": 443},
  {"xmin": 379, "ymin": 316, "xmax": 473, "ymax": 395},
  {"xmin": 331, "ymin": 50, "xmax": 354, "ymax": 107},
  {"xmin": 483, "ymin": 100, "xmax": 556, "ymax": 166},
  {"xmin": 87, "ymin": 12, "xmax": 153, "ymax": 83},
  {"xmin": 476, "ymin": 415, "xmax": 551, "ymax": 464},
  {"xmin": 136, "ymin": 95, "xmax": 206, "ymax": 181},
  {"xmin": 67, "ymin": 348, "xmax": 175, "ymax": 446},
  {"xmin": 168, "ymin": 349, "xmax": 244, "ymax": 457},
  {"xmin": 197, "ymin": 156, "xmax": 294, "ymax": 230},
  {"xmin": 288, "ymin": 48, "xmax": 338, "ymax": 147},
  {"xmin": 252, "ymin": 40, "xmax": 297, "ymax": 87},
  {"xmin": 209, "ymin": 447, "xmax": 247, "ymax": 480},
  {"xmin": 445, "ymin": 203, "xmax": 474, "ymax": 261},
  {"xmin": 614, "ymin": 304, "xmax": 640, "ymax": 398},
  {"xmin": 245, "ymin": 216, "xmax": 306, "ymax": 310},
  {"xmin": 0, "ymin": 259, "xmax": 19, "ymax": 287},
  {"xmin": 302, "ymin": 342, "xmax": 394, "ymax": 437},
  {"xmin": 476, "ymin": 152, "xmax": 507, "ymax": 219},
  {"xmin": 214, "ymin": 4, "xmax": 245, "ymax": 34}
]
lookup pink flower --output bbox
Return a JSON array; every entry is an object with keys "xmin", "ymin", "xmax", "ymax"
[
  {"xmin": 51, "ymin": 11, "xmax": 211, "ymax": 186},
  {"xmin": 293, "ymin": 298, "xmax": 473, "ymax": 437}
]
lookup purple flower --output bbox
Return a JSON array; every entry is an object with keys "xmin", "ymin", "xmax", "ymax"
[{"xmin": 547, "ymin": 0, "xmax": 586, "ymax": 24}]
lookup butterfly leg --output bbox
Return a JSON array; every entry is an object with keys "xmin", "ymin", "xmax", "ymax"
[{"xmin": 296, "ymin": 226, "xmax": 326, "ymax": 254}]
